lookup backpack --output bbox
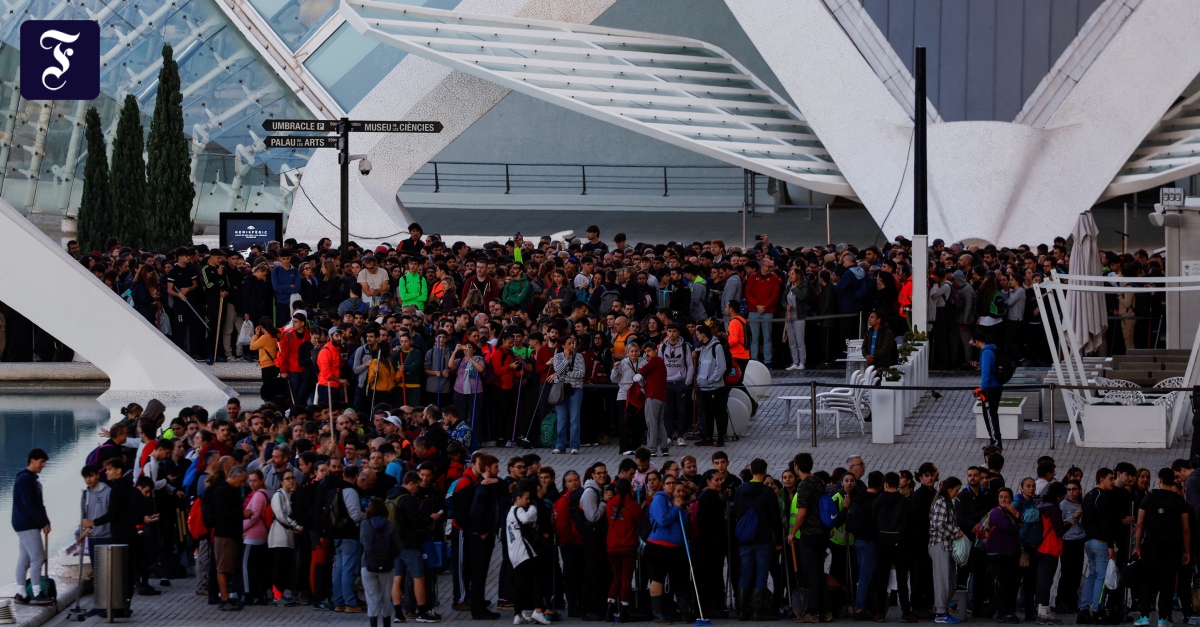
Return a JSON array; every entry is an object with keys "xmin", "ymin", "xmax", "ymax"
[
  {"xmin": 1019, "ymin": 505, "xmax": 1043, "ymax": 545},
  {"xmin": 364, "ymin": 522, "xmax": 398, "ymax": 573},
  {"xmin": 817, "ymin": 492, "xmax": 843, "ymax": 529},
  {"xmin": 875, "ymin": 499, "xmax": 906, "ymax": 548},
  {"xmin": 853, "ymin": 273, "xmax": 870, "ymax": 300},
  {"xmin": 985, "ymin": 346, "xmax": 1016, "ymax": 384},
  {"xmin": 595, "ymin": 287, "xmax": 620, "ymax": 316},
  {"xmin": 85, "ymin": 442, "xmax": 115, "ymax": 467},
  {"xmin": 245, "ymin": 489, "xmax": 273, "ymax": 529},
  {"xmin": 569, "ymin": 485, "xmax": 605, "ymax": 535},
  {"xmin": 973, "ymin": 514, "xmax": 992, "ymax": 549},
  {"xmin": 717, "ymin": 335, "xmax": 743, "ymax": 385},
  {"xmin": 368, "ymin": 359, "xmax": 397, "ymax": 392},
  {"xmin": 946, "ymin": 286, "xmax": 964, "ymax": 311},
  {"xmin": 450, "ymin": 478, "xmax": 477, "ymax": 529},
  {"xmin": 734, "ymin": 489, "xmax": 764, "ymax": 543},
  {"xmin": 187, "ymin": 497, "xmax": 208, "ymax": 540},
  {"xmin": 845, "ymin": 497, "xmax": 872, "ymax": 538},
  {"xmin": 323, "ymin": 487, "xmax": 352, "ymax": 534},
  {"xmin": 540, "ymin": 413, "xmax": 558, "ymax": 449},
  {"xmin": 701, "ymin": 285, "xmax": 721, "ymax": 318},
  {"xmin": 989, "ymin": 291, "xmax": 1008, "ymax": 318}
]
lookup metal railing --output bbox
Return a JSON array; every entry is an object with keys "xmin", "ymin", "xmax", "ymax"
[{"xmin": 402, "ymin": 161, "xmax": 756, "ymax": 196}]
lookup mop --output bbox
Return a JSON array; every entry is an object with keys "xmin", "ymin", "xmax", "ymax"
[
  {"xmin": 67, "ymin": 491, "xmax": 90, "ymax": 622},
  {"xmin": 508, "ymin": 356, "xmax": 525, "ymax": 447},
  {"xmin": 679, "ymin": 512, "xmax": 713, "ymax": 627},
  {"xmin": 520, "ymin": 379, "xmax": 551, "ymax": 445},
  {"xmin": 435, "ymin": 344, "xmax": 442, "ymax": 407}
]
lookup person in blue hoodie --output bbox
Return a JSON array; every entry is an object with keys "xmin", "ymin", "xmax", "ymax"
[
  {"xmin": 270, "ymin": 254, "xmax": 301, "ymax": 326},
  {"xmin": 13, "ymin": 448, "xmax": 52, "ymax": 606},
  {"xmin": 645, "ymin": 476, "xmax": 694, "ymax": 623},
  {"xmin": 970, "ymin": 330, "xmax": 1004, "ymax": 450}
]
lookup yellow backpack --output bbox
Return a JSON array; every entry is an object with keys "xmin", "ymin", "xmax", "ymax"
[{"xmin": 368, "ymin": 359, "xmax": 397, "ymax": 392}]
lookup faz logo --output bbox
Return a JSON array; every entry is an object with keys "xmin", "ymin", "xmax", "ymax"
[{"xmin": 20, "ymin": 20, "xmax": 100, "ymax": 101}]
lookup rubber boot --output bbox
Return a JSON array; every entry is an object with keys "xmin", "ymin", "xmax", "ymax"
[
  {"xmin": 651, "ymin": 596, "xmax": 670, "ymax": 625},
  {"xmin": 754, "ymin": 589, "xmax": 778, "ymax": 621},
  {"xmin": 678, "ymin": 593, "xmax": 696, "ymax": 624},
  {"xmin": 738, "ymin": 589, "xmax": 753, "ymax": 622}
]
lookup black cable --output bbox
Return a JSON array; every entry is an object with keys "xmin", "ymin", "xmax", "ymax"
[
  {"xmin": 873, "ymin": 126, "xmax": 916, "ymax": 247},
  {"xmin": 294, "ymin": 179, "xmax": 409, "ymax": 241}
]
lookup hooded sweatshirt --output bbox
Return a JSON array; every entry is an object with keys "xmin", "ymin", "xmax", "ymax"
[
  {"xmin": 658, "ymin": 337, "xmax": 693, "ymax": 385},
  {"xmin": 695, "ymin": 336, "xmax": 727, "ymax": 391},
  {"xmin": 79, "ymin": 482, "xmax": 112, "ymax": 539},
  {"xmin": 833, "ymin": 266, "xmax": 866, "ymax": 313}
]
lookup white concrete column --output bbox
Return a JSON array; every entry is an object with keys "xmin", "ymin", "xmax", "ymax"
[{"xmin": 911, "ymin": 234, "xmax": 928, "ymax": 335}]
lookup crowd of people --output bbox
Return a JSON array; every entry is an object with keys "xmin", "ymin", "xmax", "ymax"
[
  {"xmin": 64, "ymin": 223, "xmax": 1168, "ymax": 452},
  {"xmin": 11, "ymin": 411, "xmax": 1198, "ymax": 627}
]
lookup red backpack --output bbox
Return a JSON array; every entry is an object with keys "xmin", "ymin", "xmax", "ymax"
[
  {"xmin": 187, "ymin": 498, "xmax": 208, "ymax": 540},
  {"xmin": 244, "ymin": 490, "xmax": 273, "ymax": 529}
]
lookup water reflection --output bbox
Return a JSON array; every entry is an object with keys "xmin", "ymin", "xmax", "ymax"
[{"xmin": 0, "ymin": 395, "xmax": 109, "ymax": 586}]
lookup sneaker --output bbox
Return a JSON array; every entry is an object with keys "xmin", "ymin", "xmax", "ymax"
[
  {"xmin": 531, "ymin": 611, "xmax": 552, "ymax": 625},
  {"xmin": 394, "ymin": 617, "xmax": 407, "ymax": 624},
  {"xmin": 621, "ymin": 450, "xmax": 635, "ymax": 455},
  {"xmin": 796, "ymin": 615, "xmax": 820, "ymax": 623},
  {"xmin": 570, "ymin": 449, "xmax": 579, "ymax": 455},
  {"xmin": 219, "ymin": 601, "xmax": 243, "ymax": 611},
  {"xmin": 1077, "ymin": 609, "xmax": 1093, "ymax": 624},
  {"xmin": 473, "ymin": 610, "xmax": 503, "ymax": 620},
  {"xmin": 453, "ymin": 602, "xmax": 473, "ymax": 612},
  {"xmin": 661, "ymin": 448, "xmax": 670, "ymax": 457},
  {"xmin": 195, "ymin": 588, "xmax": 208, "ymax": 596},
  {"xmin": 315, "ymin": 601, "xmax": 335, "ymax": 611},
  {"xmin": 551, "ymin": 449, "xmax": 562, "ymax": 455},
  {"xmin": 901, "ymin": 616, "xmax": 918, "ymax": 624},
  {"xmin": 855, "ymin": 610, "xmax": 873, "ymax": 621},
  {"xmin": 935, "ymin": 615, "xmax": 961, "ymax": 625},
  {"xmin": 797, "ymin": 364, "xmax": 806, "ymax": 371},
  {"xmin": 1134, "ymin": 619, "xmax": 1151, "ymax": 627},
  {"xmin": 1038, "ymin": 617, "xmax": 1063, "ymax": 625},
  {"xmin": 498, "ymin": 600, "xmax": 515, "ymax": 610},
  {"xmin": 416, "ymin": 611, "xmax": 441, "ymax": 623},
  {"xmin": 998, "ymin": 617, "xmax": 1020, "ymax": 625},
  {"xmin": 160, "ymin": 578, "xmax": 171, "ymax": 587},
  {"xmin": 138, "ymin": 585, "xmax": 161, "ymax": 596},
  {"xmin": 29, "ymin": 592, "xmax": 55, "ymax": 607},
  {"xmin": 677, "ymin": 437, "xmax": 686, "ymax": 446},
  {"xmin": 514, "ymin": 616, "xmax": 531, "ymax": 625},
  {"xmin": 695, "ymin": 438, "xmax": 714, "ymax": 447},
  {"xmin": 1158, "ymin": 620, "xmax": 1172, "ymax": 627}
]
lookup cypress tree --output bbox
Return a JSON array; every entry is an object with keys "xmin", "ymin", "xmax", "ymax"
[
  {"xmin": 110, "ymin": 93, "xmax": 148, "ymax": 248},
  {"xmin": 77, "ymin": 107, "xmax": 113, "ymax": 253},
  {"xmin": 146, "ymin": 44, "xmax": 195, "ymax": 251}
]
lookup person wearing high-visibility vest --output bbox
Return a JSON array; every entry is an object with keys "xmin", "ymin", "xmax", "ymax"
[{"xmin": 829, "ymin": 473, "xmax": 857, "ymax": 599}]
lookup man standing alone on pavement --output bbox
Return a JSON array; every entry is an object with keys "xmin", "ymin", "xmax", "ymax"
[{"xmin": 13, "ymin": 448, "xmax": 52, "ymax": 606}]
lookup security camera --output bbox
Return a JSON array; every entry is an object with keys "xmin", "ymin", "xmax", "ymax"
[{"xmin": 358, "ymin": 158, "xmax": 372, "ymax": 176}]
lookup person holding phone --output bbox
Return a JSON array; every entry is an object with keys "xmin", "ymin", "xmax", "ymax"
[{"xmin": 549, "ymin": 334, "xmax": 586, "ymax": 454}]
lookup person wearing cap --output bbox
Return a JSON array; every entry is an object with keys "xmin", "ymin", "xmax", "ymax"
[
  {"xmin": 167, "ymin": 247, "xmax": 205, "ymax": 359},
  {"xmin": 277, "ymin": 311, "xmax": 311, "ymax": 400},
  {"xmin": 201, "ymin": 248, "xmax": 232, "ymax": 364},
  {"xmin": 270, "ymin": 254, "xmax": 301, "ymax": 327}
]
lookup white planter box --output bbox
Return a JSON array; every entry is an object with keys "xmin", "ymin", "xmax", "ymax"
[
  {"xmin": 873, "ymin": 380, "xmax": 901, "ymax": 444},
  {"xmin": 1080, "ymin": 404, "xmax": 1167, "ymax": 448},
  {"xmin": 973, "ymin": 397, "xmax": 1027, "ymax": 440}
]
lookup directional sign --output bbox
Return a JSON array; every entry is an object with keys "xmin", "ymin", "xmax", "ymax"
[
  {"xmin": 265, "ymin": 135, "xmax": 339, "ymax": 149},
  {"xmin": 262, "ymin": 119, "xmax": 336, "ymax": 132},
  {"xmin": 349, "ymin": 120, "xmax": 444, "ymax": 133}
]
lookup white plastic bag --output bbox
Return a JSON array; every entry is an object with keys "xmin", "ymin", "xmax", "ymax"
[
  {"xmin": 1103, "ymin": 559, "xmax": 1120, "ymax": 589},
  {"xmin": 237, "ymin": 320, "xmax": 253, "ymax": 345}
]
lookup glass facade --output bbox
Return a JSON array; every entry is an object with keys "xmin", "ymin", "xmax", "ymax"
[{"xmin": 0, "ymin": 0, "xmax": 317, "ymax": 223}]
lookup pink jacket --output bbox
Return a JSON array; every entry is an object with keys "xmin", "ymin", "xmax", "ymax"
[{"xmin": 242, "ymin": 489, "xmax": 270, "ymax": 543}]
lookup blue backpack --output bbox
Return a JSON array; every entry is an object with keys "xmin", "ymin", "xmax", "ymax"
[
  {"xmin": 1019, "ymin": 505, "xmax": 1043, "ymax": 545},
  {"xmin": 817, "ymin": 493, "xmax": 843, "ymax": 528},
  {"xmin": 734, "ymin": 501, "xmax": 761, "ymax": 542}
]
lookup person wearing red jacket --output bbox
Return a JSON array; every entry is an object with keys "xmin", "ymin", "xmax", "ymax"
[
  {"xmin": 637, "ymin": 344, "xmax": 670, "ymax": 456},
  {"xmin": 485, "ymin": 332, "xmax": 520, "ymax": 445},
  {"xmin": 315, "ymin": 326, "xmax": 345, "ymax": 404},
  {"xmin": 605, "ymin": 479, "xmax": 643, "ymax": 621},
  {"xmin": 744, "ymin": 259, "xmax": 782, "ymax": 366},
  {"xmin": 275, "ymin": 312, "xmax": 310, "ymax": 401},
  {"xmin": 553, "ymin": 471, "xmax": 584, "ymax": 618}
]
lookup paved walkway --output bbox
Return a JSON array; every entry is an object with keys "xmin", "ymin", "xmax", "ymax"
[{"xmin": 41, "ymin": 371, "xmax": 1190, "ymax": 627}]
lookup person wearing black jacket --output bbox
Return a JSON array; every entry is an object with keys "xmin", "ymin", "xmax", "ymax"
[
  {"xmin": 873, "ymin": 472, "xmax": 915, "ymax": 622},
  {"xmin": 388, "ymin": 472, "xmax": 441, "ymax": 623},
  {"xmin": 954, "ymin": 467, "xmax": 992, "ymax": 617},
  {"xmin": 1132, "ymin": 468, "xmax": 1192, "ymax": 625},
  {"xmin": 210, "ymin": 466, "xmax": 248, "ymax": 612},
  {"xmin": 310, "ymin": 457, "xmax": 344, "ymax": 610},
  {"xmin": 1079, "ymin": 468, "xmax": 1118, "ymax": 623},
  {"xmin": 910, "ymin": 462, "xmax": 939, "ymax": 618},
  {"xmin": 695, "ymin": 470, "xmax": 728, "ymax": 619},
  {"xmin": 93, "ymin": 460, "xmax": 143, "ymax": 615},
  {"xmin": 467, "ymin": 454, "xmax": 503, "ymax": 620},
  {"xmin": 848, "ymin": 471, "xmax": 882, "ymax": 620},
  {"xmin": 733, "ymin": 458, "xmax": 782, "ymax": 621}
]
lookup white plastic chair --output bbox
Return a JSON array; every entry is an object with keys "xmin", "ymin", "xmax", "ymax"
[{"xmin": 819, "ymin": 370, "xmax": 871, "ymax": 437}]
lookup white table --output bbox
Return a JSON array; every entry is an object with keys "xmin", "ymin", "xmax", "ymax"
[
  {"xmin": 776, "ymin": 395, "xmax": 839, "ymax": 439},
  {"xmin": 835, "ymin": 355, "xmax": 868, "ymax": 383}
]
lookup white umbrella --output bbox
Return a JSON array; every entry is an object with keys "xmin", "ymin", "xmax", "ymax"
[{"xmin": 1067, "ymin": 211, "xmax": 1107, "ymax": 353}]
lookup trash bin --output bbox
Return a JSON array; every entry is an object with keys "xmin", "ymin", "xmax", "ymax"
[{"xmin": 93, "ymin": 544, "xmax": 129, "ymax": 613}]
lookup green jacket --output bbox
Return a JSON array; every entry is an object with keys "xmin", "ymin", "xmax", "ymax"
[
  {"xmin": 501, "ymin": 275, "xmax": 531, "ymax": 308},
  {"xmin": 398, "ymin": 272, "xmax": 428, "ymax": 309}
]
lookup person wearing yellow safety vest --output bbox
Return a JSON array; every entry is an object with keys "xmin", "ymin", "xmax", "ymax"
[
  {"xmin": 829, "ymin": 472, "xmax": 858, "ymax": 595},
  {"xmin": 788, "ymin": 453, "xmax": 832, "ymax": 623},
  {"xmin": 779, "ymin": 469, "xmax": 802, "ymax": 620}
]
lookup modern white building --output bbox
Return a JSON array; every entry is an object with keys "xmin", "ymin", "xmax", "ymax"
[{"xmin": 3, "ymin": 0, "xmax": 1200, "ymax": 245}]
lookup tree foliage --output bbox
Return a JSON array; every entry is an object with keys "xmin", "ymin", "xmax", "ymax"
[
  {"xmin": 76, "ymin": 106, "xmax": 113, "ymax": 252},
  {"xmin": 146, "ymin": 44, "xmax": 195, "ymax": 251},
  {"xmin": 110, "ymin": 93, "xmax": 148, "ymax": 247}
]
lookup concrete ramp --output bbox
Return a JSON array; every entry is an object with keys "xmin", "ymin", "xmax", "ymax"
[{"xmin": 0, "ymin": 198, "xmax": 236, "ymax": 405}]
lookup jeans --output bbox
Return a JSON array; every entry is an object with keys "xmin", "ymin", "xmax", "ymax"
[
  {"xmin": 738, "ymin": 543, "xmax": 772, "ymax": 590},
  {"xmin": 1079, "ymin": 539, "xmax": 1110, "ymax": 611},
  {"xmin": 787, "ymin": 319, "xmax": 807, "ymax": 367},
  {"xmin": 287, "ymin": 372, "xmax": 304, "ymax": 403},
  {"xmin": 333, "ymin": 539, "xmax": 362, "ymax": 608},
  {"xmin": 747, "ymin": 312, "xmax": 774, "ymax": 363},
  {"xmin": 555, "ymin": 386, "xmax": 584, "ymax": 450},
  {"xmin": 854, "ymin": 539, "xmax": 877, "ymax": 611}
]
